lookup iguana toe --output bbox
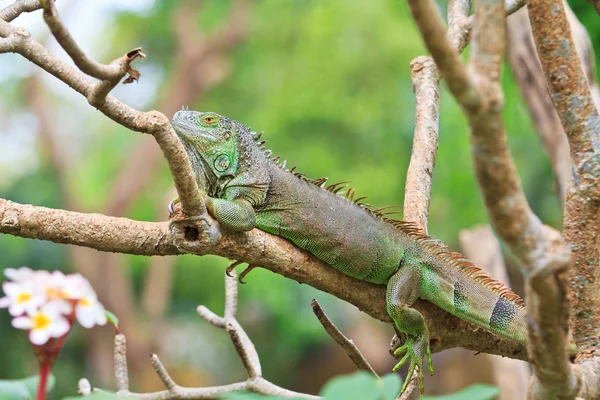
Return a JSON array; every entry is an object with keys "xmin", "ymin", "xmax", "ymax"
[{"xmin": 392, "ymin": 333, "xmax": 432, "ymax": 397}]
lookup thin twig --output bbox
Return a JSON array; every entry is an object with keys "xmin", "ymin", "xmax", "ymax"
[
  {"xmin": 0, "ymin": 17, "xmax": 205, "ymax": 216},
  {"xmin": 106, "ymin": 272, "xmax": 318, "ymax": 399},
  {"xmin": 406, "ymin": 0, "xmax": 480, "ymax": 112},
  {"xmin": 311, "ymin": 299, "xmax": 378, "ymax": 376},
  {"xmin": 0, "ymin": 0, "xmax": 41, "ymax": 22},
  {"xmin": 149, "ymin": 354, "xmax": 177, "ymax": 391},
  {"xmin": 114, "ymin": 334, "xmax": 129, "ymax": 392},
  {"xmin": 396, "ymin": 367, "xmax": 418, "ymax": 400},
  {"xmin": 402, "ymin": 56, "xmax": 440, "ymax": 233},
  {"xmin": 41, "ymin": 0, "xmax": 142, "ymax": 83}
]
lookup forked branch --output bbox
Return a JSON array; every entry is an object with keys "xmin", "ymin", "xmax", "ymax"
[{"xmin": 103, "ymin": 272, "xmax": 320, "ymax": 399}]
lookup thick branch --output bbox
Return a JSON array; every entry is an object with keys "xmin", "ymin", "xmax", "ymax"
[
  {"xmin": 506, "ymin": 7, "xmax": 571, "ymax": 204},
  {"xmin": 0, "ymin": 198, "xmax": 529, "ymax": 361},
  {"xmin": 528, "ymin": 0, "xmax": 600, "ymax": 356},
  {"xmin": 410, "ymin": 0, "xmax": 577, "ymax": 397}
]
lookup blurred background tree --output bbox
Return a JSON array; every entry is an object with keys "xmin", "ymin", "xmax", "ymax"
[{"xmin": 0, "ymin": 0, "xmax": 596, "ymax": 397}]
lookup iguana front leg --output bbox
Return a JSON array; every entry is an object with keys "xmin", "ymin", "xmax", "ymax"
[
  {"xmin": 206, "ymin": 196, "xmax": 255, "ymax": 231},
  {"xmin": 387, "ymin": 262, "xmax": 433, "ymax": 397},
  {"xmin": 167, "ymin": 195, "xmax": 255, "ymax": 231}
]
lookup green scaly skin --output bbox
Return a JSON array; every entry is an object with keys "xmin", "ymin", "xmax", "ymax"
[{"xmin": 171, "ymin": 110, "xmax": 528, "ymax": 396}]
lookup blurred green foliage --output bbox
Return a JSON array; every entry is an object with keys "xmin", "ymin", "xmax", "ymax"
[{"xmin": 0, "ymin": 0, "xmax": 597, "ymax": 398}]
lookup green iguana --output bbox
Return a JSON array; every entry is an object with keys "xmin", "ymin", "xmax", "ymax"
[{"xmin": 170, "ymin": 110, "xmax": 527, "ymax": 395}]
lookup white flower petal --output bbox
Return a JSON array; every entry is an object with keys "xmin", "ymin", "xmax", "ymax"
[
  {"xmin": 8, "ymin": 302, "xmax": 27, "ymax": 317},
  {"xmin": 76, "ymin": 301, "xmax": 106, "ymax": 328},
  {"xmin": 12, "ymin": 316, "xmax": 33, "ymax": 330},
  {"xmin": 3, "ymin": 282, "xmax": 22, "ymax": 297},
  {"xmin": 0, "ymin": 296, "xmax": 10, "ymax": 308},
  {"xmin": 5, "ymin": 267, "xmax": 35, "ymax": 282},
  {"xmin": 44, "ymin": 300, "xmax": 72, "ymax": 316},
  {"xmin": 47, "ymin": 317, "xmax": 70, "ymax": 338},
  {"xmin": 29, "ymin": 329, "xmax": 50, "ymax": 345}
]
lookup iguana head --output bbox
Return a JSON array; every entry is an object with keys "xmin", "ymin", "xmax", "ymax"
[{"xmin": 171, "ymin": 110, "xmax": 267, "ymax": 197}]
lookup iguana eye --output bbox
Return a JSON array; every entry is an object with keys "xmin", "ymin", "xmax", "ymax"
[
  {"xmin": 202, "ymin": 115, "xmax": 217, "ymax": 125},
  {"xmin": 214, "ymin": 154, "xmax": 230, "ymax": 172}
]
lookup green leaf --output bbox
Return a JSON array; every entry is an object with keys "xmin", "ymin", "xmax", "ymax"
[
  {"xmin": 423, "ymin": 384, "xmax": 500, "ymax": 400},
  {"xmin": 62, "ymin": 390, "xmax": 129, "ymax": 400},
  {"xmin": 104, "ymin": 310, "xmax": 119, "ymax": 329},
  {"xmin": 0, "ymin": 375, "xmax": 55, "ymax": 400},
  {"xmin": 321, "ymin": 371, "xmax": 401, "ymax": 400}
]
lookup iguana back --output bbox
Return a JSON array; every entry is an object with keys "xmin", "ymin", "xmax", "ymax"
[{"xmin": 171, "ymin": 110, "xmax": 527, "ymax": 395}]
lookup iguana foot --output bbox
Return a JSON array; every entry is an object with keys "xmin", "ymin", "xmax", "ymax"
[
  {"xmin": 168, "ymin": 197, "xmax": 180, "ymax": 215},
  {"xmin": 392, "ymin": 333, "xmax": 433, "ymax": 396},
  {"xmin": 226, "ymin": 261, "xmax": 258, "ymax": 284}
]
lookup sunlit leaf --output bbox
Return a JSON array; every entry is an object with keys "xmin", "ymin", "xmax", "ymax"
[
  {"xmin": 423, "ymin": 384, "xmax": 500, "ymax": 400},
  {"xmin": 0, "ymin": 375, "xmax": 55, "ymax": 400}
]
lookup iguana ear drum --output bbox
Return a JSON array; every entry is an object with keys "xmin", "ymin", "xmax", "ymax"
[{"xmin": 214, "ymin": 154, "xmax": 231, "ymax": 172}]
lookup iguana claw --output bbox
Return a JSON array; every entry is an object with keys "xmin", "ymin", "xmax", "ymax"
[
  {"xmin": 226, "ymin": 261, "xmax": 258, "ymax": 284},
  {"xmin": 393, "ymin": 333, "xmax": 433, "ymax": 396},
  {"xmin": 168, "ymin": 197, "xmax": 180, "ymax": 215}
]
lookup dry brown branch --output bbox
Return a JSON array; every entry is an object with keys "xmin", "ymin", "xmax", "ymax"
[
  {"xmin": 0, "ymin": 198, "xmax": 529, "ymax": 360},
  {"xmin": 408, "ymin": 0, "xmax": 584, "ymax": 398},
  {"xmin": 406, "ymin": 0, "xmax": 480, "ymax": 111},
  {"xmin": 460, "ymin": 226, "xmax": 529, "ymax": 400},
  {"xmin": 507, "ymin": 7, "xmax": 571, "ymax": 204},
  {"xmin": 0, "ymin": 14, "xmax": 205, "ymax": 216},
  {"xmin": 0, "ymin": 0, "xmax": 41, "ymax": 22},
  {"xmin": 5, "ymin": 1, "xmax": 594, "ymax": 397},
  {"xmin": 507, "ymin": 4, "xmax": 600, "ymax": 206},
  {"xmin": 403, "ymin": 56, "xmax": 440, "ymax": 233},
  {"xmin": 527, "ymin": 0, "xmax": 600, "ymax": 350},
  {"xmin": 524, "ymin": 0, "xmax": 600, "ymax": 397},
  {"xmin": 106, "ymin": 273, "xmax": 319, "ymax": 399},
  {"xmin": 400, "ymin": 4, "xmax": 476, "ymax": 389},
  {"xmin": 311, "ymin": 299, "xmax": 378, "ymax": 376},
  {"xmin": 396, "ymin": 371, "xmax": 418, "ymax": 400}
]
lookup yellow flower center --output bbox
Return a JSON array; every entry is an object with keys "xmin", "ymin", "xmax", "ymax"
[
  {"xmin": 79, "ymin": 298, "xmax": 92, "ymax": 307},
  {"xmin": 16, "ymin": 292, "xmax": 32, "ymax": 304},
  {"xmin": 32, "ymin": 312, "xmax": 51, "ymax": 330}
]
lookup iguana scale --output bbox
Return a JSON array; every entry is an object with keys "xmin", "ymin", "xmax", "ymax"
[{"xmin": 170, "ymin": 110, "xmax": 527, "ymax": 395}]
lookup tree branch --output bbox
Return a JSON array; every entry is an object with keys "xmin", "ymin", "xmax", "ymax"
[
  {"xmin": 0, "ymin": 0, "xmax": 41, "ymax": 22},
  {"xmin": 527, "ymin": 0, "xmax": 600, "ymax": 361},
  {"xmin": 0, "ymin": 17, "xmax": 205, "ymax": 216},
  {"xmin": 460, "ymin": 226, "xmax": 530, "ymax": 400},
  {"xmin": 506, "ymin": 7, "xmax": 571, "ymax": 205},
  {"xmin": 0, "ymin": 198, "xmax": 529, "ymax": 361},
  {"xmin": 406, "ymin": 0, "xmax": 480, "ymax": 112},
  {"xmin": 409, "ymin": 0, "xmax": 581, "ymax": 397},
  {"xmin": 107, "ymin": 273, "xmax": 319, "ymax": 399},
  {"xmin": 402, "ymin": 56, "xmax": 440, "ymax": 233},
  {"xmin": 311, "ymin": 299, "xmax": 378, "ymax": 376}
]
